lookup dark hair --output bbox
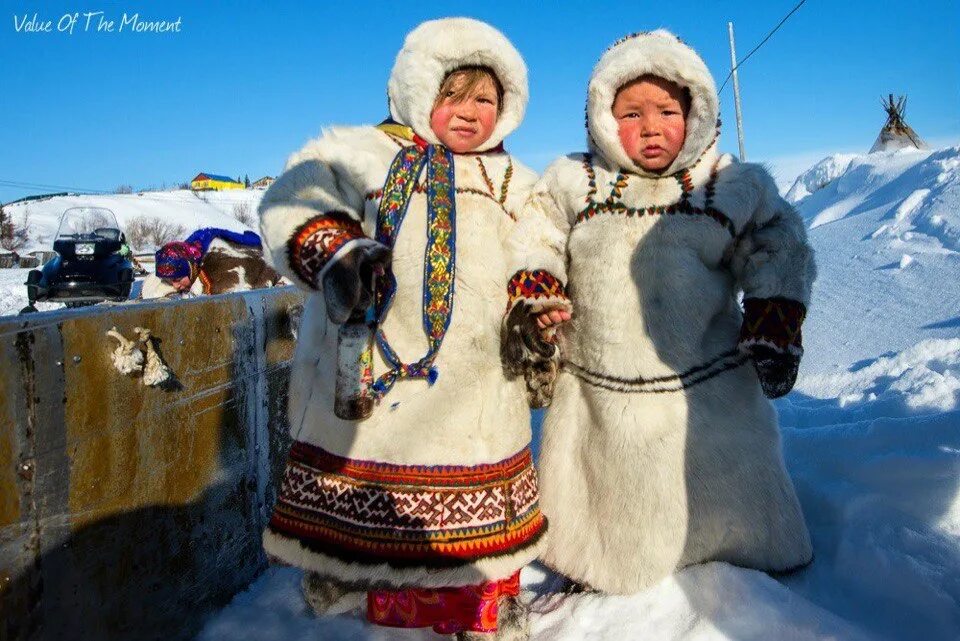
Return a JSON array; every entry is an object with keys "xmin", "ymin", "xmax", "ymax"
[{"xmin": 433, "ymin": 66, "xmax": 504, "ymax": 114}]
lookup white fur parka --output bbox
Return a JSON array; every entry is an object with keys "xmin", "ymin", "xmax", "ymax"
[
  {"xmin": 259, "ymin": 18, "xmax": 546, "ymax": 589},
  {"xmin": 510, "ymin": 31, "xmax": 815, "ymax": 593}
]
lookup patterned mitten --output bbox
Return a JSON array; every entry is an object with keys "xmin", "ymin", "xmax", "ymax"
[
  {"xmin": 321, "ymin": 243, "xmax": 391, "ymax": 324},
  {"xmin": 739, "ymin": 297, "xmax": 806, "ymax": 399},
  {"xmin": 502, "ymin": 270, "xmax": 571, "ymax": 408}
]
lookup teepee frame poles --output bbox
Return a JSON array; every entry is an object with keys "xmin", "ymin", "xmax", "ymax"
[{"xmin": 872, "ymin": 94, "xmax": 925, "ymax": 152}]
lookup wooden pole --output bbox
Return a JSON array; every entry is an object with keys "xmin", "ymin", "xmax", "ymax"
[{"xmin": 728, "ymin": 22, "xmax": 747, "ymax": 161}]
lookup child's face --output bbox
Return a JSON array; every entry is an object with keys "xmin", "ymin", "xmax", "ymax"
[
  {"xmin": 165, "ymin": 275, "xmax": 193, "ymax": 292},
  {"xmin": 612, "ymin": 76, "xmax": 688, "ymax": 173},
  {"xmin": 429, "ymin": 75, "xmax": 499, "ymax": 153}
]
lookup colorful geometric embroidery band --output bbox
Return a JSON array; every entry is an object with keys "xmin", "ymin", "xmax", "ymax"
[
  {"xmin": 371, "ymin": 144, "xmax": 458, "ymax": 400},
  {"xmin": 739, "ymin": 297, "xmax": 806, "ymax": 354},
  {"xmin": 287, "ymin": 212, "xmax": 364, "ymax": 286},
  {"xmin": 268, "ymin": 443, "xmax": 546, "ymax": 567}
]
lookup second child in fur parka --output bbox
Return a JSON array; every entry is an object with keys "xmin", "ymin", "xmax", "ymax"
[
  {"xmin": 503, "ymin": 30, "xmax": 816, "ymax": 594},
  {"xmin": 260, "ymin": 17, "xmax": 543, "ymax": 639}
]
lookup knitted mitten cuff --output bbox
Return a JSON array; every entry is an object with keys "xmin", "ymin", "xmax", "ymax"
[
  {"xmin": 287, "ymin": 212, "xmax": 369, "ymax": 288},
  {"xmin": 506, "ymin": 269, "xmax": 571, "ymax": 315},
  {"xmin": 739, "ymin": 297, "xmax": 806, "ymax": 357}
]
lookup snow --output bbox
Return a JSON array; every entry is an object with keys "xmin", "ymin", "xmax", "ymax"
[
  {"xmin": 195, "ymin": 144, "xmax": 960, "ymax": 640},
  {"xmin": 200, "ymin": 562, "xmax": 874, "ymax": 641},
  {"xmin": 3, "ymin": 189, "xmax": 262, "ymax": 254},
  {"xmin": 0, "ymin": 268, "xmax": 63, "ymax": 316},
  {"xmin": 0, "ymin": 188, "xmax": 263, "ymax": 316},
  {"xmin": 0, "ymin": 267, "xmax": 149, "ymax": 317},
  {"xmin": 784, "ymin": 153, "xmax": 858, "ymax": 204},
  {"xmin": 5, "ymin": 146, "xmax": 960, "ymax": 639}
]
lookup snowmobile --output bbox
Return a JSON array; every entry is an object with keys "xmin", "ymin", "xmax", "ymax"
[{"xmin": 21, "ymin": 207, "xmax": 134, "ymax": 312}]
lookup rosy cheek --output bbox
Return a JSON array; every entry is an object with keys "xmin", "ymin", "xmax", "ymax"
[
  {"xmin": 430, "ymin": 106, "xmax": 452, "ymax": 135},
  {"xmin": 479, "ymin": 109, "xmax": 497, "ymax": 135},
  {"xmin": 670, "ymin": 123, "xmax": 686, "ymax": 150},
  {"xmin": 618, "ymin": 123, "xmax": 639, "ymax": 155}
]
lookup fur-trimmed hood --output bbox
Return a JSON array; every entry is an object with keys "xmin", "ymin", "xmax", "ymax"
[
  {"xmin": 388, "ymin": 17, "xmax": 527, "ymax": 152},
  {"xmin": 587, "ymin": 30, "xmax": 720, "ymax": 176}
]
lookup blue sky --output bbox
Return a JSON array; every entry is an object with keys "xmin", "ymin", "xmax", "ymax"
[{"xmin": 2, "ymin": 0, "xmax": 958, "ymax": 202}]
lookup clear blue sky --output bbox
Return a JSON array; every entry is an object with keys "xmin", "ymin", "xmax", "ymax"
[{"xmin": 2, "ymin": 0, "xmax": 958, "ymax": 202}]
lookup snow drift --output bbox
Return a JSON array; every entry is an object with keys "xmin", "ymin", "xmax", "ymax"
[{"xmin": 197, "ymin": 146, "xmax": 960, "ymax": 640}]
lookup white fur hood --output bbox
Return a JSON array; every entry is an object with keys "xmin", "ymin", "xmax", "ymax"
[
  {"xmin": 388, "ymin": 17, "xmax": 527, "ymax": 152},
  {"xmin": 587, "ymin": 30, "xmax": 720, "ymax": 176}
]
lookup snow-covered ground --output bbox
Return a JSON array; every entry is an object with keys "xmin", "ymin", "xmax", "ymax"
[
  {"xmin": 0, "ymin": 188, "xmax": 263, "ymax": 316},
  {"xmin": 0, "ymin": 268, "xmax": 62, "ymax": 316},
  {"xmin": 2, "ymin": 188, "xmax": 262, "ymax": 255},
  {"xmin": 5, "ymin": 147, "xmax": 959, "ymax": 639},
  {"xmin": 198, "ymin": 146, "xmax": 960, "ymax": 640},
  {"xmin": 0, "ymin": 267, "xmax": 149, "ymax": 317}
]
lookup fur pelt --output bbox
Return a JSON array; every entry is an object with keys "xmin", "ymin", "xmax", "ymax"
[
  {"xmin": 388, "ymin": 17, "xmax": 527, "ymax": 153},
  {"xmin": 263, "ymin": 528, "xmax": 543, "ymax": 590},
  {"xmin": 507, "ymin": 30, "xmax": 815, "ymax": 593},
  {"xmin": 587, "ymin": 30, "xmax": 719, "ymax": 177},
  {"xmin": 140, "ymin": 237, "xmax": 282, "ymax": 299}
]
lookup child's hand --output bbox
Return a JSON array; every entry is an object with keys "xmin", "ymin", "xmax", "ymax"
[{"xmin": 536, "ymin": 309, "xmax": 572, "ymax": 330}]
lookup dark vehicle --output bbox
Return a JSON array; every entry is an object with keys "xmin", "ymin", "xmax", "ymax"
[{"xmin": 22, "ymin": 207, "xmax": 134, "ymax": 312}]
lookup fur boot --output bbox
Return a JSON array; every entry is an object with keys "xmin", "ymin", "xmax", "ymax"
[
  {"xmin": 301, "ymin": 572, "xmax": 352, "ymax": 617},
  {"xmin": 454, "ymin": 595, "xmax": 529, "ymax": 641}
]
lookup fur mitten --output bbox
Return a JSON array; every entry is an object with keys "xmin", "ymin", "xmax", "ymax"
[
  {"xmin": 738, "ymin": 297, "xmax": 806, "ymax": 399},
  {"xmin": 745, "ymin": 343, "xmax": 800, "ymax": 398},
  {"xmin": 321, "ymin": 244, "xmax": 391, "ymax": 324},
  {"xmin": 501, "ymin": 303, "xmax": 561, "ymax": 408}
]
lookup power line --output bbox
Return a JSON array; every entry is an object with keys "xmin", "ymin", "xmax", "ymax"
[
  {"xmin": 0, "ymin": 178, "xmax": 111, "ymax": 195},
  {"xmin": 719, "ymin": 0, "xmax": 807, "ymax": 94}
]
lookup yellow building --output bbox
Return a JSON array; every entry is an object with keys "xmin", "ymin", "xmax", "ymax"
[{"xmin": 190, "ymin": 172, "xmax": 244, "ymax": 191}]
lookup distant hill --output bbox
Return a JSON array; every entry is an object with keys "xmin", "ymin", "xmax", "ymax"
[{"xmin": 3, "ymin": 189, "xmax": 264, "ymax": 254}]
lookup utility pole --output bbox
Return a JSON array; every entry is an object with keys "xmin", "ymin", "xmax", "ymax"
[{"xmin": 727, "ymin": 22, "xmax": 747, "ymax": 161}]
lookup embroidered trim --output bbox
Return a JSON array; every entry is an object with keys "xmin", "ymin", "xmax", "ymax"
[
  {"xmin": 371, "ymin": 145, "xmax": 457, "ymax": 400},
  {"xmin": 477, "ymin": 157, "xmax": 496, "ymax": 196},
  {"xmin": 475, "ymin": 156, "xmax": 515, "ymax": 217},
  {"xmin": 368, "ymin": 571, "xmax": 521, "ymax": 634},
  {"xmin": 268, "ymin": 443, "xmax": 546, "ymax": 567},
  {"xmin": 506, "ymin": 270, "xmax": 568, "ymax": 309},
  {"xmin": 499, "ymin": 158, "xmax": 513, "ymax": 205},
  {"xmin": 739, "ymin": 297, "xmax": 806, "ymax": 354},
  {"xmin": 574, "ymin": 156, "xmax": 734, "ymax": 236},
  {"xmin": 582, "ymin": 155, "xmax": 598, "ymax": 201},
  {"xmin": 287, "ymin": 212, "xmax": 364, "ymax": 286},
  {"xmin": 365, "ymin": 186, "xmax": 515, "ymax": 218},
  {"xmin": 606, "ymin": 171, "xmax": 629, "ymax": 204},
  {"xmin": 565, "ymin": 349, "xmax": 748, "ymax": 394},
  {"xmin": 198, "ymin": 268, "xmax": 212, "ymax": 294}
]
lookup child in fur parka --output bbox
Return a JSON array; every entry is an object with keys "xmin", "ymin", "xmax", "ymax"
[
  {"xmin": 260, "ymin": 18, "xmax": 544, "ymax": 640},
  {"xmin": 502, "ymin": 30, "xmax": 815, "ymax": 594}
]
